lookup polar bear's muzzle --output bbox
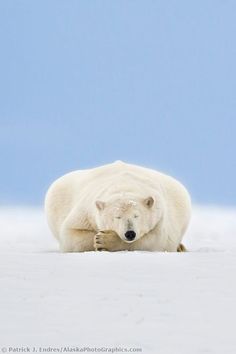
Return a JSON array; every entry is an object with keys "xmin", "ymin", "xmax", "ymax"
[{"xmin": 124, "ymin": 230, "xmax": 136, "ymax": 242}]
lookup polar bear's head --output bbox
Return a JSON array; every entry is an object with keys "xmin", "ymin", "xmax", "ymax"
[{"xmin": 94, "ymin": 194, "xmax": 163, "ymax": 243}]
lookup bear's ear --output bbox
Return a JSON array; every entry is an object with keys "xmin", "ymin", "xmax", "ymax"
[
  {"xmin": 143, "ymin": 196, "xmax": 154, "ymax": 208},
  {"xmin": 95, "ymin": 200, "xmax": 106, "ymax": 211}
]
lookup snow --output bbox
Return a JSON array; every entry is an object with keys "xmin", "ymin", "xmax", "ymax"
[{"xmin": 1, "ymin": 206, "xmax": 236, "ymax": 353}]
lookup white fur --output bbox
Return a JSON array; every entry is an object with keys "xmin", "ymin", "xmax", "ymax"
[{"xmin": 45, "ymin": 161, "xmax": 191, "ymax": 252}]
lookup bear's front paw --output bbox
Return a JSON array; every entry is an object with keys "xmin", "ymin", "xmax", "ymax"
[{"xmin": 94, "ymin": 230, "xmax": 121, "ymax": 252}]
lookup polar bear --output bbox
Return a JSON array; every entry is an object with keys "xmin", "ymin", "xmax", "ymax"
[{"xmin": 45, "ymin": 161, "xmax": 191, "ymax": 252}]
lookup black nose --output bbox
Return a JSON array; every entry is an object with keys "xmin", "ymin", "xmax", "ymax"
[{"xmin": 125, "ymin": 230, "xmax": 136, "ymax": 241}]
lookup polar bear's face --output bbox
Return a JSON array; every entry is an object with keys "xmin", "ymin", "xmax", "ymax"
[{"xmin": 95, "ymin": 195, "xmax": 162, "ymax": 243}]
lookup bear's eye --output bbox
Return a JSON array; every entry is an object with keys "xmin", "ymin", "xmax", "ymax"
[
  {"xmin": 134, "ymin": 215, "xmax": 139, "ymax": 218},
  {"xmin": 115, "ymin": 216, "xmax": 121, "ymax": 219}
]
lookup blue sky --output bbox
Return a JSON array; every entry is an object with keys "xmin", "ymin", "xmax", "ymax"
[{"xmin": 0, "ymin": 0, "xmax": 235, "ymax": 205}]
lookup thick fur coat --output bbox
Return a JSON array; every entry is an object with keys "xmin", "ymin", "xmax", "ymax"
[{"xmin": 45, "ymin": 161, "xmax": 191, "ymax": 252}]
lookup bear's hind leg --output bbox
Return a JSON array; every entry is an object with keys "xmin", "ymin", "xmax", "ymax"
[
  {"xmin": 60, "ymin": 229, "xmax": 95, "ymax": 252},
  {"xmin": 177, "ymin": 243, "xmax": 187, "ymax": 252}
]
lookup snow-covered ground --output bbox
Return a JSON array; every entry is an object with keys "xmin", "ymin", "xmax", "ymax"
[{"xmin": 1, "ymin": 206, "xmax": 236, "ymax": 353}]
